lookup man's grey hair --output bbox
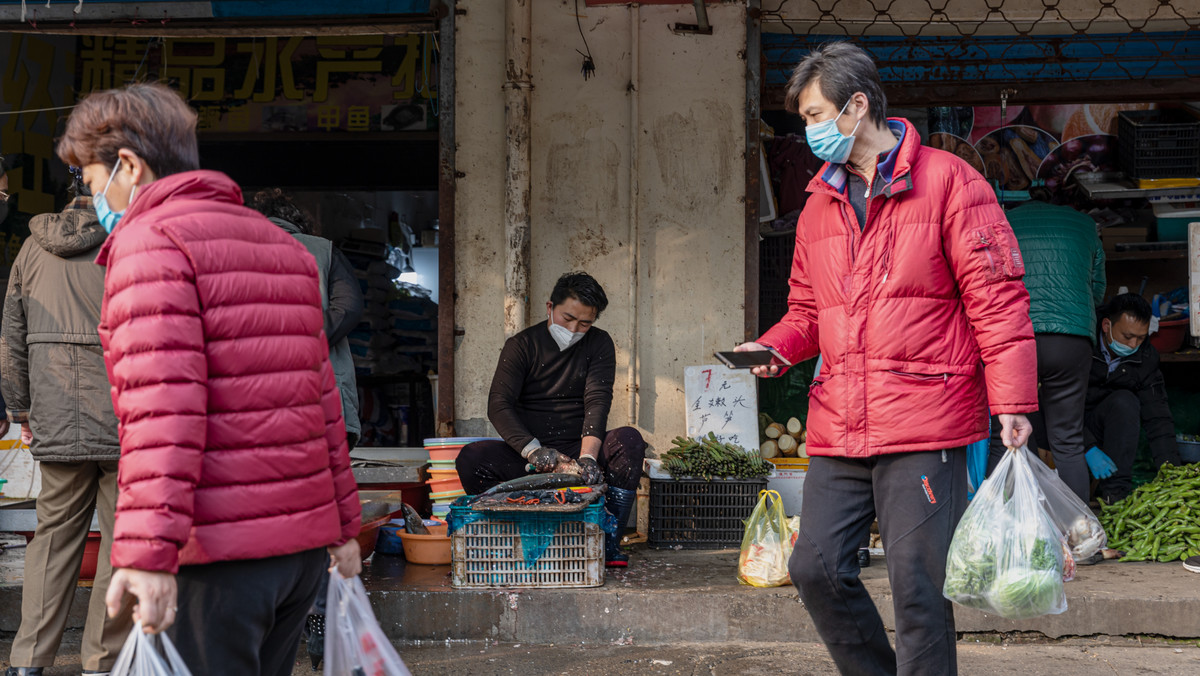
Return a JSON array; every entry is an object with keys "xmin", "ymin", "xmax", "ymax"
[{"xmin": 785, "ymin": 41, "xmax": 888, "ymax": 127}]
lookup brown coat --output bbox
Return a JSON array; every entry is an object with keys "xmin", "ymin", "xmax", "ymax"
[{"xmin": 0, "ymin": 197, "xmax": 118, "ymax": 462}]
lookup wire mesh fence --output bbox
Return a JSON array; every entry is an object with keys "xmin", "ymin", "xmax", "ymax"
[{"xmin": 760, "ymin": 0, "xmax": 1200, "ymax": 105}]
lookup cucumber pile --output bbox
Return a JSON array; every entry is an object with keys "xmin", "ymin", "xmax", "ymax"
[{"xmin": 1099, "ymin": 463, "xmax": 1200, "ymax": 562}]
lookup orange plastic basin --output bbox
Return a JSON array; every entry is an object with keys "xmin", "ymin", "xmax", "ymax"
[
  {"xmin": 397, "ymin": 530, "xmax": 452, "ymax": 565},
  {"xmin": 426, "ymin": 475, "xmax": 464, "ymax": 493},
  {"xmin": 428, "ymin": 447, "xmax": 463, "ymax": 462}
]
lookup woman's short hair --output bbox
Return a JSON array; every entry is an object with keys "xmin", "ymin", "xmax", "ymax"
[
  {"xmin": 785, "ymin": 41, "xmax": 888, "ymax": 127},
  {"xmin": 57, "ymin": 82, "xmax": 199, "ymax": 178},
  {"xmin": 251, "ymin": 188, "xmax": 315, "ymax": 235}
]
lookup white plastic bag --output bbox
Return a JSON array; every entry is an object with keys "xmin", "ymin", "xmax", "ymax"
[
  {"xmin": 1025, "ymin": 452, "xmax": 1107, "ymax": 562},
  {"xmin": 110, "ymin": 621, "xmax": 192, "ymax": 676},
  {"xmin": 325, "ymin": 570, "xmax": 412, "ymax": 676},
  {"xmin": 944, "ymin": 446, "xmax": 1068, "ymax": 620}
]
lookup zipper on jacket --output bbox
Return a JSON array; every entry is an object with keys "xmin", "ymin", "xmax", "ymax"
[
  {"xmin": 888, "ymin": 370, "xmax": 952, "ymax": 387},
  {"xmin": 880, "ymin": 227, "xmax": 896, "ymax": 285},
  {"xmin": 976, "ymin": 231, "xmax": 998, "ymax": 277},
  {"xmin": 839, "ymin": 202, "xmax": 857, "ymax": 266}
]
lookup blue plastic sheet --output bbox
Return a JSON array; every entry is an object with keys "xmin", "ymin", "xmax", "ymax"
[{"xmin": 449, "ymin": 497, "xmax": 616, "ymax": 567}]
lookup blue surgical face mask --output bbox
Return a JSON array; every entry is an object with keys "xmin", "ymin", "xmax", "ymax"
[
  {"xmin": 805, "ymin": 98, "xmax": 863, "ymax": 165},
  {"xmin": 94, "ymin": 158, "xmax": 136, "ymax": 233},
  {"xmin": 1106, "ymin": 326, "xmax": 1138, "ymax": 358}
]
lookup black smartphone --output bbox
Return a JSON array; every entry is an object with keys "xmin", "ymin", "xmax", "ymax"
[{"xmin": 714, "ymin": 349, "xmax": 792, "ymax": 369}]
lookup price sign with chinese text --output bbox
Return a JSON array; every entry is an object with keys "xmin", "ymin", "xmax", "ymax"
[{"xmin": 683, "ymin": 365, "xmax": 758, "ymax": 450}]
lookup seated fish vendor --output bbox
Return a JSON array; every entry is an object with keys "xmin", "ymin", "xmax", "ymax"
[
  {"xmin": 456, "ymin": 272, "xmax": 647, "ymax": 567},
  {"xmin": 1085, "ymin": 293, "xmax": 1182, "ymax": 504}
]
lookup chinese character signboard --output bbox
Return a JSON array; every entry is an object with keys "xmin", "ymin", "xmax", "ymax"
[
  {"xmin": 76, "ymin": 34, "xmax": 438, "ymax": 133},
  {"xmin": 683, "ymin": 365, "xmax": 758, "ymax": 449}
]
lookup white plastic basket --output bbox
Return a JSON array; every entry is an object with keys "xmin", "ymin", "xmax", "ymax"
[{"xmin": 451, "ymin": 517, "xmax": 604, "ymax": 589}]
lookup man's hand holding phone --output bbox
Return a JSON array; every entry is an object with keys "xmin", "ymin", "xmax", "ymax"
[{"xmin": 732, "ymin": 342, "xmax": 783, "ymax": 378}]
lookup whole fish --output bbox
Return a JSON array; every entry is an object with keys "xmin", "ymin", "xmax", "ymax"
[
  {"xmin": 480, "ymin": 473, "xmax": 582, "ymax": 496},
  {"xmin": 401, "ymin": 503, "xmax": 429, "ymax": 535}
]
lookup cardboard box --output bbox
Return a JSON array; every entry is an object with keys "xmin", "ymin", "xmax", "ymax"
[{"xmin": 1101, "ymin": 226, "xmax": 1149, "ymax": 252}]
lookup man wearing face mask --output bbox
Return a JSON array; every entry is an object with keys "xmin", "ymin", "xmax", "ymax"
[
  {"xmin": 734, "ymin": 42, "xmax": 1036, "ymax": 674},
  {"xmin": 456, "ymin": 272, "xmax": 647, "ymax": 567},
  {"xmin": 57, "ymin": 82, "xmax": 361, "ymax": 673},
  {"xmin": 1084, "ymin": 293, "xmax": 1180, "ymax": 505}
]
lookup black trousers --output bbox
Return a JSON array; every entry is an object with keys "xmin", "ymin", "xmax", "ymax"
[
  {"xmin": 987, "ymin": 333, "xmax": 1091, "ymax": 503},
  {"xmin": 1085, "ymin": 390, "xmax": 1142, "ymax": 503},
  {"xmin": 169, "ymin": 547, "xmax": 326, "ymax": 676},
  {"xmin": 456, "ymin": 427, "xmax": 647, "ymax": 494},
  {"xmin": 789, "ymin": 449, "xmax": 967, "ymax": 676}
]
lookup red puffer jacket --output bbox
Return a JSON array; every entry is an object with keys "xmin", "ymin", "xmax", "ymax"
[
  {"xmin": 758, "ymin": 119, "xmax": 1037, "ymax": 458},
  {"xmin": 96, "ymin": 171, "xmax": 360, "ymax": 574}
]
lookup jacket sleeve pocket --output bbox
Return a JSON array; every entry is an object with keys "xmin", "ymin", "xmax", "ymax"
[{"xmin": 968, "ymin": 226, "xmax": 1024, "ymax": 283}]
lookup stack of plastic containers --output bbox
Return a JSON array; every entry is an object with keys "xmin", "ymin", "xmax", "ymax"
[{"xmin": 423, "ymin": 437, "xmax": 498, "ymax": 520}]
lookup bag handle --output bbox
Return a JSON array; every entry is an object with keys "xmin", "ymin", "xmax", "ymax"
[{"xmin": 757, "ymin": 489, "xmax": 782, "ymax": 503}]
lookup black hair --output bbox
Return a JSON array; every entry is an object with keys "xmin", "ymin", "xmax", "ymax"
[
  {"xmin": 1103, "ymin": 293, "xmax": 1152, "ymax": 325},
  {"xmin": 69, "ymin": 167, "xmax": 91, "ymax": 198},
  {"xmin": 250, "ymin": 188, "xmax": 315, "ymax": 235},
  {"xmin": 550, "ymin": 272, "xmax": 608, "ymax": 316},
  {"xmin": 1028, "ymin": 186, "xmax": 1052, "ymax": 203},
  {"xmin": 785, "ymin": 41, "xmax": 888, "ymax": 127}
]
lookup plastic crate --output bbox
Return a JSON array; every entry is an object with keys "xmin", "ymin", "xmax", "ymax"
[
  {"xmin": 1118, "ymin": 110, "xmax": 1200, "ymax": 180},
  {"xmin": 648, "ymin": 477, "xmax": 768, "ymax": 549},
  {"xmin": 450, "ymin": 502, "xmax": 605, "ymax": 588}
]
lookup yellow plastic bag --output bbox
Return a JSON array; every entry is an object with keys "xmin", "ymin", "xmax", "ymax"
[{"xmin": 738, "ymin": 489, "xmax": 799, "ymax": 587}]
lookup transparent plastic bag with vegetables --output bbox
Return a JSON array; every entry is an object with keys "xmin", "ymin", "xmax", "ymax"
[
  {"xmin": 738, "ymin": 489, "xmax": 800, "ymax": 587},
  {"xmin": 944, "ymin": 446, "xmax": 1068, "ymax": 620},
  {"xmin": 1024, "ymin": 451, "xmax": 1107, "ymax": 562}
]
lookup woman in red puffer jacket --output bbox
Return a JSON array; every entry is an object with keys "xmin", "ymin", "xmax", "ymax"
[{"xmin": 57, "ymin": 82, "xmax": 361, "ymax": 676}]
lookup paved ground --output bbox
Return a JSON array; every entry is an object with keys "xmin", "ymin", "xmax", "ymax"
[{"xmin": 2, "ymin": 631, "xmax": 1199, "ymax": 675}]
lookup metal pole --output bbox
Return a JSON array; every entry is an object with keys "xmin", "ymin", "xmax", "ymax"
[
  {"xmin": 503, "ymin": 0, "xmax": 533, "ymax": 337},
  {"xmin": 436, "ymin": 0, "xmax": 457, "ymax": 436},
  {"xmin": 627, "ymin": 3, "xmax": 640, "ymax": 426},
  {"xmin": 744, "ymin": 0, "xmax": 761, "ymax": 341},
  {"xmin": 692, "ymin": 0, "xmax": 710, "ymax": 33}
]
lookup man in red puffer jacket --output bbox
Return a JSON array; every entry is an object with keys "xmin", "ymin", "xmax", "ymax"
[
  {"xmin": 736, "ymin": 43, "xmax": 1036, "ymax": 675},
  {"xmin": 56, "ymin": 82, "xmax": 361, "ymax": 676}
]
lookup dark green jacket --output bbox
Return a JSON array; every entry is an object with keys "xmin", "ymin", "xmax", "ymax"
[
  {"xmin": 1006, "ymin": 202, "xmax": 1105, "ymax": 338},
  {"xmin": 0, "ymin": 198, "xmax": 119, "ymax": 462}
]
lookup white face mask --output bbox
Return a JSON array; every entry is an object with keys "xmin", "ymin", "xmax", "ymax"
[{"xmin": 548, "ymin": 311, "xmax": 586, "ymax": 351}]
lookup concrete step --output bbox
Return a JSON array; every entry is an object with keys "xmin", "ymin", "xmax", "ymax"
[
  {"xmin": 4, "ymin": 546, "xmax": 1199, "ymax": 642},
  {"xmin": 361, "ymin": 547, "xmax": 1200, "ymax": 643}
]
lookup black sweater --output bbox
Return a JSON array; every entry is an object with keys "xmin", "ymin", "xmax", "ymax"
[{"xmin": 487, "ymin": 321, "xmax": 615, "ymax": 452}]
